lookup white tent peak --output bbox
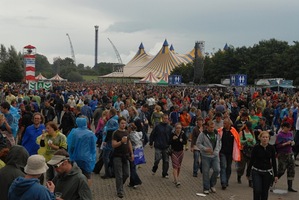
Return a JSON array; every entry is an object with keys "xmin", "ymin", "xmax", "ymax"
[
  {"xmin": 50, "ymin": 74, "xmax": 67, "ymax": 81},
  {"xmin": 139, "ymin": 72, "xmax": 159, "ymax": 83},
  {"xmin": 35, "ymin": 73, "xmax": 47, "ymax": 80}
]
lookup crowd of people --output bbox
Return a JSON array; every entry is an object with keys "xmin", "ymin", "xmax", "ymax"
[{"xmin": 0, "ymin": 81, "xmax": 298, "ymax": 199}]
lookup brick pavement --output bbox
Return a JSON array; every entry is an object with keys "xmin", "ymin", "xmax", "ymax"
[{"xmin": 91, "ymin": 144, "xmax": 299, "ymax": 200}]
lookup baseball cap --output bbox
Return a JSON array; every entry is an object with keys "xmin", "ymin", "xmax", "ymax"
[{"xmin": 47, "ymin": 155, "xmax": 69, "ymax": 166}]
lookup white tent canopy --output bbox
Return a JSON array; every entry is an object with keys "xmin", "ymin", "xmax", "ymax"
[
  {"xmin": 50, "ymin": 74, "xmax": 67, "ymax": 81},
  {"xmin": 138, "ymin": 72, "xmax": 160, "ymax": 83},
  {"xmin": 35, "ymin": 73, "xmax": 47, "ymax": 80}
]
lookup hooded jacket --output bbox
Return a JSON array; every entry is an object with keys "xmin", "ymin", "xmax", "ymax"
[
  {"xmin": 149, "ymin": 122, "xmax": 172, "ymax": 150},
  {"xmin": 196, "ymin": 129, "xmax": 222, "ymax": 158},
  {"xmin": 53, "ymin": 163, "xmax": 92, "ymax": 200},
  {"xmin": 8, "ymin": 177, "xmax": 54, "ymax": 200},
  {"xmin": 0, "ymin": 145, "xmax": 29, "ymax": 200},
  {"xmin": 67, "ymin": 117, "xmax": 97, "ymax": 173}
]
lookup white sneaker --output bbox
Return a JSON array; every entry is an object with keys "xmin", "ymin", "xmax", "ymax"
[
  {"xmin": 210, "ymin": 187, "xmax": 216, "ymax": 193},
  {"xmin": 203, "ymin": 190, "xmax": 210, "ymax": 194}
]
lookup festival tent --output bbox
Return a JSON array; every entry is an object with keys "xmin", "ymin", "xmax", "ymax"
[
  {"xmin": 100, "ymin": 43, "xmax": 153, "ymax": 78},
  {"xmin": 35, "ymin": 73, "xmax": 47, "ymax": 80},
  {"xmin": 130, "ymin": 39, "xmax": 194, "ymax": 78},
  {"xmin": 137, "ymin": 72, "xmax": 159, "ymax": 83},
  {"xmin": 160, "ymin": 73, "xmax": 169, "ymax": 83},
  {"xmin": 100, "ymin": 39, "xmax": 202, "ymax": 79},
  {"xmin": 49, "ymin": 74, "xmax": 67, "ymax": 81}
]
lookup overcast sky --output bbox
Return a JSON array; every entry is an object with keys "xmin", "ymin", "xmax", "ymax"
[{"xmin": 1, "ymin": 0, "xmax": 298, "ymax": 67}]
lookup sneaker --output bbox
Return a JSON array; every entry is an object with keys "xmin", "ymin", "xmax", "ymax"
[
  {"xmin": 176, "ymin": 182, "xmax": 181, "ymax": 188},
  {"xmin": 221, "ymin": 185, "xmax": 227, "ymax": 190},
  {"xmin": 210, "ymin": 187, "xmax": 216, "ymax": 193},
  {"xmin": 193, "ymin": 174, "xmax": 198, "ymax": 177},
  {"xmin": 127, "ymin": 184, "xmax": 134, "ymax": 188},
  {"xmin": 117, "ymin": 193, "xmax": 124, "ymax": 198},
  {"xmin": 152, "ymin": 170, "xmax": 156, "ymax": 175},
  {"xmin": 203, "ymin": 190, "xmax": 210, "ymax": 194},
  {"xmin": 101, "ymin": 175, "xmax": 110, "ymax": 179},
  {"xmin": 163, "ymin": 175, "xmax": 169, "ymax": 179}
]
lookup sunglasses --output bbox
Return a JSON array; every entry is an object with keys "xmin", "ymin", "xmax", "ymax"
[{"xmin": 53, "ymin": 160, "xmax": 66, "ymax": 168}]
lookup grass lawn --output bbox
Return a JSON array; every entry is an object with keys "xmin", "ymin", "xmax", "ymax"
[{"xmin": 83, "ymin": 75, "xmax": 99, "ymax": 81}]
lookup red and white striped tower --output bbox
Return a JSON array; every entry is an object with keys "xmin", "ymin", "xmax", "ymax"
[{"xmin": 23, "ymin": 45, "xmax": 36, "ymax": 81}]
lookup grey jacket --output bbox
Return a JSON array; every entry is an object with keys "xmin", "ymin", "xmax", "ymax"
[{"xmin": 196, "ymin": 129, "xmax": 222, "ymax": 158}]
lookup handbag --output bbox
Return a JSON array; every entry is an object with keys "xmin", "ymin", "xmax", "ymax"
[
  {"xmin": 166, "ymin": 146, "xmax": 173, "ymax": 156},
  {"xmin": 242, "ymin": 131, "xmax": 254, "ymax": 158},
  {"xmin": 133, "ymin": 147, "xmax": 146, "ymax": 165},
  {"xmin": 242, "ymin": 144, "xmax": 254, "ymax": 158}
]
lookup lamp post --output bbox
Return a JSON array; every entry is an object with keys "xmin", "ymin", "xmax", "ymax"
[{"xmin": 94, "ymin": 25, "xmax": 99, "ymax": 67}]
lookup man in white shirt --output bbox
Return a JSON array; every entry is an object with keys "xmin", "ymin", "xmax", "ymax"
[{"xmin": 120, "ymin": 103, "xmax": 129, "ymax": 120}]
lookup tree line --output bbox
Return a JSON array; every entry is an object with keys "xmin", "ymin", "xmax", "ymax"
[
  {"xmin": 0, "ymin": 44, "xmax": 114, "ymax": 82},
  {"xmin": 171, "ymin": 38, "xmax": 299, "ymax": 85},
  {"xmin": 1, "ymin": 38, "xmax": 298, "ymax": 84}
]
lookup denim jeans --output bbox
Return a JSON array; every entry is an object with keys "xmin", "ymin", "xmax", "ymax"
[
  {"xmin": 193, "ymin": 150, "xmax": 201, "ymax": 176},
  {"xmin": 220, "ymin": 153, "xmax": 233, "ymax": 186},
  {"xmin": 129, "ymin": 161, "xmax": 142, "ymax": 186},
  {"xmin": 152, "ymin": 148, "xmax": 169, "ymax": 177},
  {"xmin": 113, "ymin": 157, "xmax": 129, "ymax": 195},
  {"xmin": 56, "ymin": 110, "xmax": 62, "ymax": 124},
  {"xmin": 252, "ymin": 169, "xmax": 272, "ymax": 200},
  {"xmin": 237, "ymin": 152, "xmax": 251, "ymax": 177},
  {"xmin": 103, "ymin": 142, "xmax": 113, "ymax": 177},
  {"xmin": 201, "ymin": 155, "xmax": 220, "ymax": 191}
]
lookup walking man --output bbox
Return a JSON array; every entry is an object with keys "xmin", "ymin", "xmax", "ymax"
[
  {"xmin": 149, "ymin": 113, "xmax": 172, "ymax": 178},
  {"xmin": 197, "ymin": 120, "xmax": 222, "ymax": 194},
  {"xmin": 218, "ymin": 118, "xmax": 241, "ymax": 190}
]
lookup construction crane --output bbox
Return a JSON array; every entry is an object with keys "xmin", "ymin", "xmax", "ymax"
[
  {"xmin": 66, "ymin": 33, "xmax": 76, "ymax": 65},
  {"xmin": 107, "ymin": 38, "xmax": 124, "ymax": 73},
  {"xmin": 107, "ymin": 38, "xmax": 123, "ymax": 64}
]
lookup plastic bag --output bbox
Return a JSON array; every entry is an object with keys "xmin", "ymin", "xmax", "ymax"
[{"xmin": 134, "ymin": 147, "xmax": 146, "ymax": 165}]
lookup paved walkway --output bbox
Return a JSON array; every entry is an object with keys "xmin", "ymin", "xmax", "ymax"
[{"xmin": 91, "ymin": 144, "xmax": 299, "ymax": 200}]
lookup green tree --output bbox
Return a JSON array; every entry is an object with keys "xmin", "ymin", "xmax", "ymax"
[
  {"xmin": 35, "ymin": 54, "xmax": 51, "ymax": 73},
  {"xmin": 0, "ymin": 44, "xmax": 8, "ymax": 63},
  {"xmin": 170, "ymin": 63, "xmax": 194, "ymax": 83},
  {"xmin": 0, "ymin": 57, "xmax": 24, "ymax": 82},
  {"xmin": 66, "ymin": 71, "xmax": 83, "ymax": 82},
  {"xmin": 0, "ymin": 46, "xmax": 23, "ymax": 82}
]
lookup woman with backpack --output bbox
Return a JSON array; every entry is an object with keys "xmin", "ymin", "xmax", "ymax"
[{"xmin": 237, "ymin": 121, "xmax": 256, "ymax": 187}]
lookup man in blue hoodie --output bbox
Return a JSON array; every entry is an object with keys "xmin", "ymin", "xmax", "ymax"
[
  {"xmin": 67, "ymin": 116, "xmax": 97, "ymax": 186},
  {"xmin": 8, "ymin": 154, "xmax": 55, "ymax": 200}
]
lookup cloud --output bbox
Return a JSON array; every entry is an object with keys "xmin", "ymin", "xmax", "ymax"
[{"xmin": 106, "ymin": 21, "xmax": 150, "ymax": 33}]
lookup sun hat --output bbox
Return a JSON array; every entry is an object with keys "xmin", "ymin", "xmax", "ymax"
[{"xmin": 24, "ymin": 155, "xmax": 49, "ymax": 175}]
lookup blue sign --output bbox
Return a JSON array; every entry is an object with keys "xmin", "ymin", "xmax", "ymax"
[
  {"xmin": 168, "ymin": 75, "xmax": 182, "ymax": 85},
  {"xmin": 230, "ymin": 74, "xmax": 247, "ymax": 86}
]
